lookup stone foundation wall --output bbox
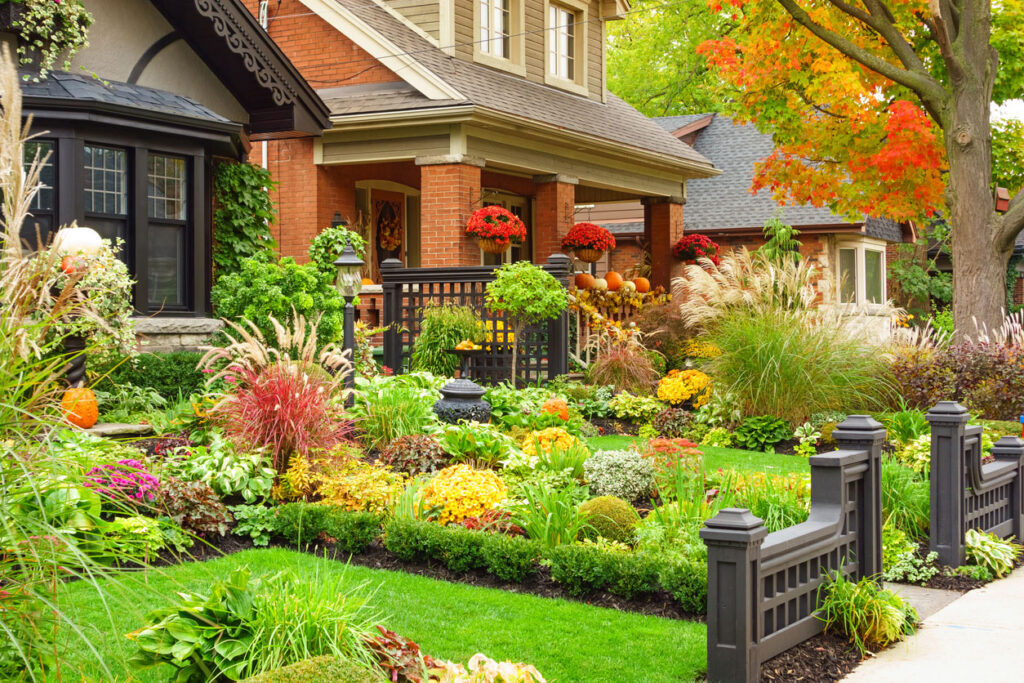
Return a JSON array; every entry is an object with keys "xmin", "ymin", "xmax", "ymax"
[{"xmin": 133, "ymin": 317, "xmax": 223, "ymax": 354}]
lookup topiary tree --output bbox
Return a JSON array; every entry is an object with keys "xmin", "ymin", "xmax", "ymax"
[
  {"xmin": 578, "ymin": 496, "xmax": 639, "ymax": 543},
  {"xmin": 484, "ymin": 261, "xmax": 568, "ymax": 384}
]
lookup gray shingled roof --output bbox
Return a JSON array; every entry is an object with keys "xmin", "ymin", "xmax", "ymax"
[
  {"xmin": 323, "ymin": 0, "xmax": 714, "ymax": 170},
  {"xmin": 656, "ymin": 114, "xmax": 713, "ymax": 133},
  {"xmin": 672, "ymin": 114, "xmax": 902, "ymax": 240},
  {"xmin": 21, "ymin": 71, "xmax": 232, "ymax": 124}
]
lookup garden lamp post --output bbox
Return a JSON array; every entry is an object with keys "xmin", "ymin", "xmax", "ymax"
[{"xmin": 334, "ymin": 242, "xmax": 364, "ymax": 397}]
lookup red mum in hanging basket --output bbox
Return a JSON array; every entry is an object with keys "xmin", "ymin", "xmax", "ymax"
[
  {"xmin": 561, "ymin": 222, "xmax": 616, "ymax": 252},
  {"xmin": 672, "ymin": 234, "xmax": 721, "ymax": 265},
  {"xmin": 465, "ymin": 206, "xmax": 527, "ymax": 246}
]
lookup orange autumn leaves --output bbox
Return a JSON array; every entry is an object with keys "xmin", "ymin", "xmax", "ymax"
[{"xmin": 698, "ymin": 0, "xmax": 946, "ymax": 223}]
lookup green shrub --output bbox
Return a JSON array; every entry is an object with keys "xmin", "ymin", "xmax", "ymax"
[
  {"xmin": 240, "ymin": 656, "xmax": 381, "ymax": 683},
  {"xmin": 817, "ymin": 573, "xmax": 917, "ymax": 656},
  {"xmin": 212, "ymin": 161, "xmax": 277, "ymax": 279},
  {"xmin": 545, "ymin": 544, "xmax": 661, "ymax": 600},
  {"xmin": 275, "ymin": 504, "xmax": 382, "ymax": 554},
  {"xmin": 480, "ymin": 533, "xmax": 541, "ymax": 583},
  {"xmin": 734, "ymin": 415, "xmax": 792, "ymax": 452},
  {"xmin": 93, "ymin": 351, "xmax": 206, "ymax": 403},
  {"xmin": 211, "ymin": 255, "xmax": 344, "ymax": 346},
  {"xmin": 658, "ymin": 557, "xmax": 708, "ymax": 613},
  {"xmin": 645, "ymin": 349, "xmax": 668, "ymax": 376},
  {"xmin": 881, "ymin": 457, "xmax": 930, "ymax": 540},
  {"xmin": 308, "ymin": 226, "xmax": 367, "ymax": 280},
  {"xmin": 583, "ymin": 449, "xmax": 655, "ymax": 501},
  {"xmin": 578, "ymin": 496, "xmax": 639, "ymax": 543},
  {"xmin": 411, "ymin": 303, "xmax": 482, "ymax": 376}
]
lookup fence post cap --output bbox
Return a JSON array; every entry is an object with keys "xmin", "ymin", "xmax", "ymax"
[
  {"xmin": 700, "ymin": 508, "xmax": 767, "ymax": 543},
  {"xmin": 380, "ymin": 258, "xmax": 403, "ymax": 271},
  {"xmin": 832, "ymin": 414, "xmax": 886, "ymax": 444},
  {"xmin": 992, "ymin": 435, "xmax": 1024, "ymax": 459},
  {"xmin": 926, "ymin": 401, "xmax": 970, "ymax": 423}
]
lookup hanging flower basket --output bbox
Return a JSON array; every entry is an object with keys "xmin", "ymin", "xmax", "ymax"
[
  {"xmin": 562, "ymin": 223, "xmax": 615, "ymax": 263},
  {"xmin": 477, "ymin": 237, "xmax": 511, "ymax": 255},
  {"xmin": 465, "ymin": 206, "xmax": 526, "ymax": 253},
  {"xmin": 574, "ymin": 247, "xmax": 605, "ymax": 263},
  {"xmin": 672, "ymin": 234, "xmax": 721, "ymax": 266}
]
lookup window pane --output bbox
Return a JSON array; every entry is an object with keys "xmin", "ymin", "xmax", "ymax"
[
  {"xmin": 24, "ymin": 140, "xmax": 55, "ymax": 211},
  {"xmin": 148, "ymin": 154, "xmax": 187, "ymax": 220},
  {"xmin": 148, "ymin": 224, "xmax": 185, "ymax": 308},
  {"xmin": 839, "ymin": 248, "xmax": 856, "ymax": 303},
  {"xmin": 865, "ymin": 249, "xmax": 883, "ymax": 304},
  {"xmin": 84, "ymin": 145, "xmax": 127, "ymax": 215}
]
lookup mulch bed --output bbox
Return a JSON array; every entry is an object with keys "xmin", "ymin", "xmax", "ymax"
[
  {"xmin": 590, "ymin": 417, "xmax": 638, "ymax": 436},
  {"xmin": 760, "ymin": 632, "xmax": 862, "ymax": 682}
]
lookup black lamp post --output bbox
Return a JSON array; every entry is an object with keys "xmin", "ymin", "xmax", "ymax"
[
  {"xmin": 331, "ymin": 212, "xmax": 348, "ymax": 230},
  {"xmin": 333, "ymin": 242, "xmax": 364, "ymax": 396}
]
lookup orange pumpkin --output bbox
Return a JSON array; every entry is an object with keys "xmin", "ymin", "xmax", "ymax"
[
  {"xmin": 633, "ymin": 277, "xmax": 651, "ymax": 293},
  {"xmin": 62, "ymin": 387, "xmax": 98, "ymax": 429},
  {"xmin": 541, "ymin": 398, "xmax": 569, "ymax": 421},
  {"xmin": 361, "ymin": 277, "xmax": 374, "ymax": 286},
  {"xmin": 605, "ymin": 271, "xmax": 624, "ymax": 291},
  {"xmin": 574, "ymin": 272, "xmax": 595, "ymax": 290}
]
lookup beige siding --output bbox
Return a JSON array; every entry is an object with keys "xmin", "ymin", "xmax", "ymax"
[
  {"xmin": 524, "ymin": 3, "xmax": 545, "ymax": 84},
  {"xmin": 454, "ymin": 0, "xmax": 474, "ymax": 60},
  {"xmin": 386, "ymin": 0, "xmax": 441, "ymax": 40},
  {"xmin": 587, "ymin": 2, "xmax": 604, "ymax": 99}
]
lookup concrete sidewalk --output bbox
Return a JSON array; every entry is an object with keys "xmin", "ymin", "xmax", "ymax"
[{"xmin": 842, "ymin": 566, "xmax": 1024, "ymax": 682}]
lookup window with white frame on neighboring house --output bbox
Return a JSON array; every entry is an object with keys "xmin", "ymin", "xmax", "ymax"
[
  {"xmin": 548, "ymin": 4, "xmax": 575, "ymax": 80},
  {"xmin": 837, "ymin": 242, "xmax": 886, "ymax": 306},
  {"xmin": 479, "ymin": 0, "xmax": 511, "ymax": 58}
]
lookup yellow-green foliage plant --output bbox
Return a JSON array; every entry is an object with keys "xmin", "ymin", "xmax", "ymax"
[
  {"xmin": 817, "ymin": 573, "xmax": 918, "ymax": 656},
  {"xmin": 420, "ymin": 465, "xmax": 506, "ymax": 525}
]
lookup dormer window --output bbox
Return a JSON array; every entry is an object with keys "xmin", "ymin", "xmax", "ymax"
[
  {"xmin": 548, "ymin": 5, "xmax": 575, "ymax": 80},
  {"xmin": 480, "ymin": 0, "xmax": 510, "ymax": 58}
]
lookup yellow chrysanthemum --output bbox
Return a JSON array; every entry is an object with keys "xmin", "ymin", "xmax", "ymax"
[
  {"xmin": 657, "ymin": 369, "xmax": 712, "ymax": 408},
  {"xmin": 420, "ymin": 464, "xmax": 506, "ymax": 525}
]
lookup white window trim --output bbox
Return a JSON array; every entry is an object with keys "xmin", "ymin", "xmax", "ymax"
[
  {"xmin": 544, "ymin": 0, "xmax": 589, "ymax": 96},
  {"xmin": 836, "ymin": 238, "xmax": 888, "ymax": 310},
  {"xmin": 473, "ymin": 0, "xmax": 526, "ymax": 76}
]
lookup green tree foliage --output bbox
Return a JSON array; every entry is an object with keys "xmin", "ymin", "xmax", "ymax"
[
  {"xmin": 993, "ymin": 118, "xmax": 1024, "ymax": 196},
  {"xmin": 213, "ymin": 162, "xmax": 277, "ymax": 280},
  {"xmin": 759, "ymin": 215, "xmax": 801, "ymax": 264},
  {"xmin": 308, "ymin": 226, "xmax": 368, "ymax": 280},
  {"xmin": 606, "ymin": 0, "xmax": 733, "ymax": 116}
]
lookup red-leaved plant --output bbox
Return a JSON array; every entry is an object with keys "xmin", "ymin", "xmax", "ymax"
[{"xmin": 215, "ymin": 363, "xmax": 353, "ymax": 474}]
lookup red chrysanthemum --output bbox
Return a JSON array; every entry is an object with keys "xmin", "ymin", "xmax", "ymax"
[
  {"xmin": 561, "ymin": 222, "xmax": 616, "ymax": 252},
  {"xmin": 465, "ymin": 206, "xmax": 527, "ymax": 245},
  {"xmin": 672, "ymin": 234, "xmax": 721, "ymax": 265}
]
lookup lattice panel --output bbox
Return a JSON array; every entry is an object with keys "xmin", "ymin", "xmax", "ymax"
[
  {"xmin": 760, "ymin": 477, "xmax": 862, "ymax": 638},
  {"xmin": 966, "ymin": 483, "xmax": 1013, "ymax": 532}
]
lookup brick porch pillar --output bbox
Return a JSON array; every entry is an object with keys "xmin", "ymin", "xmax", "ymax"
[
  {"xmin": 417, "ymin": 155, "xmax": 484, "ymax": 267},
  {"xmin": 643, "ymin": 196, "xmax": 684, "ymax": 290},
  {"xmin": 533, "ymin": 174, "xmax": 577, "ymax": 262}
]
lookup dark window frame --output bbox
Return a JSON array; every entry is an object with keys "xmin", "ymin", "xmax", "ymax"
[{"xmin": 21, "ymin": 138, "xmax": 57, "ymax": 250}]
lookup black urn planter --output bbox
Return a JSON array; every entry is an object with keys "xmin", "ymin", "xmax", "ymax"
[{"xmin": 433, "ymin": 378, "xmax": 491, "ymax": 424}]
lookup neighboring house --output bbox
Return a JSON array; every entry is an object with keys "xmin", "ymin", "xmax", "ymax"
[
  {"xmin": 11, "ymin": 0, "xmax": 329, "ymax": 328},
  {"xmin": 237, "ymin": 0, "xmax": 717, "ymax": 290},
  {"xmin": 584, "ymin": 113, "xmax": 916, "ymax": 306}
]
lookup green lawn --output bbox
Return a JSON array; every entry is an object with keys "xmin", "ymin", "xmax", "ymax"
[
  {"xmin": 58, "ymin": 548, "xmax": 706, "ymax": 683},
  {"xmin": 586, "ymin": 435, "xmax": 810, "ymax": 475}
]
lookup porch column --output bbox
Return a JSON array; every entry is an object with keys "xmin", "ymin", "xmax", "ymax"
[
  {"xmin": 533, "ymin": 174, "xmax": 577, "ymax": 262},
  {"xmin": 643, "ymin": 196, "xmax": 684, "ymax": 290},
  {"xmin": 416, "ymin": 155, "xmax": 484, "ymax": 267}
]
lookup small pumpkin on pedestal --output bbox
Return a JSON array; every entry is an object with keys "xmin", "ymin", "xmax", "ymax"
[{"xmin": 62, "ymin": 386, "xmax": 98, "ymax": 429}]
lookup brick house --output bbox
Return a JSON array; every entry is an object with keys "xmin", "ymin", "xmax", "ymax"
[
  {"xmin": 585, "ymin": 113, "xmax": 916, "ymax": 307},
  {"xmin": 238, "ymin": 0, "xmax": 717, "ymax": 292}
]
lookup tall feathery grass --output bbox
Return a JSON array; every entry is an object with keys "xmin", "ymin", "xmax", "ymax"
[{"xmin": 675, "ymin": 249, "xmax": 895, "ymax": 425}]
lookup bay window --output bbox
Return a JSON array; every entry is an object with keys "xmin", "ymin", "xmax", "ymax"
[{"xmin": 838, "ymin": 242, "xmax": 886, "ymax": 306}]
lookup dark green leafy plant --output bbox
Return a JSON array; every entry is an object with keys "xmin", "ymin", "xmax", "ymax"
[
  {"xmin": 93, "ymin": 351, "xmax": 206, "ymax": 404},
  {"xmin": 308, "ymin": 225, "xmax": 367, "ymax": 280},
  {"xmin": 441, "ymin": 422, "xmax": 514, "ymax": 468},
  {"xmin": 379, "ymin": 434, "xmax": 450, "ymax": 476},
  {"xmin": 816, "ymin": 573, "xmax": 918, "ymax": 656},
  {"xmin": 158, "ymin": 478, "xmax": 233, "ymax": 536},
  {"xmin": 213, "ymin": 162, "xmax": 277, "ymax": 279},
  {"xmin": 881, "ymin": 457, "xmax": 930, "ymax": 540},
  {"xmin": 734, "ymin": 415, "xmax": 792, "ymax": 452},
  {"xmin": 411, "ymin": 303, "xmax": 482, "ymax": 376},
  {"xmin": 230, "ymin": 504, "xmax": 281, "ymax": 547},
  {"xmin": 546, "ymin": 544, "xmax": 661, "ymax": 599},
  {"xmin": 275, "ymin": 504, "xmax": 382, "ymax": 554},
  {"xmin": 759, "ymin": 215, "xmax": 801, "ymax": 263}
]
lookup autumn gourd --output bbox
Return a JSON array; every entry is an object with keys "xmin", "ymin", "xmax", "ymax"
[
  {"xmin": 604, "ymin": 271, "xmax": 624, "ymax": 291},
  {"xmin": 633, "ymin": 277, "xmax": 651, "ymax": 293},
  {"xmin": 62, "ymin": 387, "xmax": 98, "ymax": 429},
  {"xmin": 574, "ymin": 272, "xmax": 595, "ymax": 290},
  {"xmin": 591, "ymin": 277, "xmax": 608, "ymax": 291},
  {"xmin": 541, "ymin": 398, "xmax": 569, "ymax": 421},
  {"xmin": 620, "ymin": 280, "xmax": 637, "ymax": 292}
]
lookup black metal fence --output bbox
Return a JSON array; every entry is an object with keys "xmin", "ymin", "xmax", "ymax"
[
  {"xmin": 701, "ymin": 416, "xmax": 885, "ymax": 683},
  {"xmin": 927, "ymin": 401, "xmax": 1024, "ymax": 567},
  {"xmin": 380, "ymin": 254, "xmax": 572, "ymax": 384}
]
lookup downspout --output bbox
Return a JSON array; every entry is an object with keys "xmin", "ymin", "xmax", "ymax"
[{"xmin": 258, "ymin": 0, "xmax": 269, "ymax": 170}]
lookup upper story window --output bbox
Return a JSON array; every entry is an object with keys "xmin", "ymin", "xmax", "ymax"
[
  {"xmin": 480, "ymin": 0, "xmax": 510, "ymax": 58},
  {"xmin": 838, "ymin": 242, "xmax": 886, "ymax": 306},
  {"xmin": 548, "ymin": 5, "xmax": 575, "ymax": 80}
]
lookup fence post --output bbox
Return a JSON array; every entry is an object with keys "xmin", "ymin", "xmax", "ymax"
[
  {"xmin": 927, "ymin": 401, "xmax": 970, "ymax": 567},
  {"xmin": 545, "ymin": 253, "xmax": 572, "ymax": 379},
  {"xmin": 831, "ymin": 415, "xmax": 886, "ymax": 578},
  {"xmin": 700, "ymin": 508, "xmax": 767, "ymax": 683},
  {"xmin": 991, "ymin": 436, "xmax": 1024, "ymax": 541},
  {"xmin": 380, "ymin": 258, "xmax": 403, "ymax": 374}
]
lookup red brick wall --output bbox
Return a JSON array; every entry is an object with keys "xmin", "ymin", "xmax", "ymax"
[
  {"xmin": 606, "ymin": 241, "xmax": 644, "ymax": 276},
  {"xmin": 534, "ymin": 181, "xmax": 575, "ymax": 262},
  {"xmin": 481, "ymin": 171, "xmax": 537, "ymax": 198},
  {"xmin": 241, "ymin": 0, "xmax": 400, "ymax": 88},
  {"xmin": 419, "ymin": 163, "xmax": 481, "ymax": 267},
  {"xmin": 260, "ymin": 137, "xmax": 319, "ymax": 261},
  {"xmin": 646, "ymin": 201, "xmax": 683, "ymax": 289},
  {"xmin": 1014, "ymin": 274, "xmax": 1024, "ymax": 306}
]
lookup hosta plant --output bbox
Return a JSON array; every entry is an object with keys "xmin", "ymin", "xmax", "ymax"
[
  {"xmin": 229, "ymin": 504, "xmax": 281, "ymax": 547},
  {"xmin": 964, "ymin": 528, "xmax": 1021, "ymax": 578},
  {"xmin": 734, "ymin": 415, "xmax": 792, "ymax": 452},
  {"xmin": 173, "ymin": 437, "xmax": 275, "ymax": 503}
]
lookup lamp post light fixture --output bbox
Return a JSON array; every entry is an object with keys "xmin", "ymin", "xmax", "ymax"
[{"xmin": 334, "ymin": 242, "xmax": 365, "ymax": 398}]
